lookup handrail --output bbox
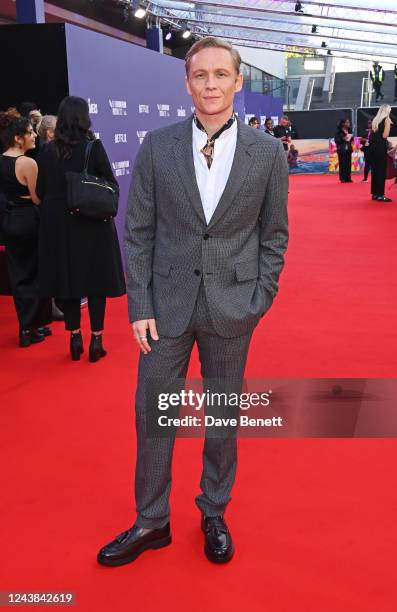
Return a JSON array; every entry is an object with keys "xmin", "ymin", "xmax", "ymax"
[
  {"xmin": 329, "ymin": 66, "xmax": 336, "ymax": 103},
  {"xmin": 306, "ymin": 78, "xmax": 315, "ymax": 110},
  {"xmin": 360, "ymin": 77, "xmax": 366, "ymax": 108},
  {"xmin": 361, "ymin": 77, "xmax": 373, "ymax": 108}
]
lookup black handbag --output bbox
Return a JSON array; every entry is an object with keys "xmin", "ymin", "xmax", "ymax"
[{"xmin": 65, "ymin": 140, "xmax": 119, "ymax": 221}]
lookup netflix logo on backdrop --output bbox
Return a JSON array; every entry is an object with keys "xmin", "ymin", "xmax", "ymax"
[{"xmin": 114, "ymin": 133, "xmax": 127, "ymax": 144}]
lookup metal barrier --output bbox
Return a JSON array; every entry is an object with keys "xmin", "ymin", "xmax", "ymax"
[{"xmin": 361, "ymin": 78, "xmax": 373, "ymax": 108}]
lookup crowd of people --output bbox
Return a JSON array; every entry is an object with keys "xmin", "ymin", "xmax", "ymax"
[
  {"xmin": 248, "ymin": 114, "xmax": 299, "ymax": 168},
  {"xmin": 334, "ymin": 104, "xmax": 396, "ymax": 202},
  {"xmin": 0, "ymin": 97, "xmax": 125, "ymax": 357}
]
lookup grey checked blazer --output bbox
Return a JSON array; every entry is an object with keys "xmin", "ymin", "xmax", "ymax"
[{"xmin": 124, "ymin": 116, "xmax": 289, "ymax": 338}]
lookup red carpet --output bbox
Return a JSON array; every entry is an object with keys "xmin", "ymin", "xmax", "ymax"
[{"xmin": 1, "ymin": 175, "xmax": 397, "ymax": 611}]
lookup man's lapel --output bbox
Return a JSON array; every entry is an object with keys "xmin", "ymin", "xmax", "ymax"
[
  {"xmin": 173, "ymin": 116, "xmax": 207, "ymax": 226},
  {"xmin": 206, "ymin": 118, "xmax": 257, "ymax": 231}
]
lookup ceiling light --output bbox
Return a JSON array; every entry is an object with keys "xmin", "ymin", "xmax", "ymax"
[
  {"xmin": 182, "ymin": 28, "xmax": 191, "ymax": 39},
  {"xmin": 134, "ymin": 6, "xmax": 146, "ymax": 19},
  {"xmin": 304, "ymin": 59, "xmax": 324, "ymax": 71}
]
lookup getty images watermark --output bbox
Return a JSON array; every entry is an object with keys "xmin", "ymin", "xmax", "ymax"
[
  {"xmin": 157, "ymin": 388, "xmax": 282, "ymax": 429},
  {"xmin": 144, "ymin": 378, "xmax": 397, "ymax": 438}
]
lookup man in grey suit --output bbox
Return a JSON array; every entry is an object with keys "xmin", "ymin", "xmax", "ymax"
[{"xmin": 98, "ymin": 37, "xmax": 288, "ymax": 566}]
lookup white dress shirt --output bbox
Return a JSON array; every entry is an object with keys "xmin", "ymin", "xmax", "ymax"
[{"xmin": 192, "ymin": 118, "xmax": 237, "ymax": 225}]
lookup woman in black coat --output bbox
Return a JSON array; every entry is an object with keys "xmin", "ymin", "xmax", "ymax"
[
  {"xmin": 335, "ymin": 119, "xmax": 353, "ymax": 183},
  {"xmin": 37, "ymin": 96, "xmax": 125, "ymax": 361}
]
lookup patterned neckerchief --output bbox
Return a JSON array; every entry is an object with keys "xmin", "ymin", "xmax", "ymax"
[{"xmin": 193, "ymin": 113, "xmax": 236, "ymax": 169}]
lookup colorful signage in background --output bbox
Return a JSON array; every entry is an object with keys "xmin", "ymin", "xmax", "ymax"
[
  {"xmin": 329, "ymin": 137, "xmax": 363, "ymax": 174},
  {"xmin": 287, "ymin": 139, "xmax": 330, "ymax": 174}
]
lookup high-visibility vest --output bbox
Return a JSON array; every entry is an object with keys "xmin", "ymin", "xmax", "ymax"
[
  {"xmin": 371, "ymin": 66, "xmax": 384, "ymax": 82},
  {"xmin": 394, "ymin": 67, "xmax": 397, "ymax": 79}
]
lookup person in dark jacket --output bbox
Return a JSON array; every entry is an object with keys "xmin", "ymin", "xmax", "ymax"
[
  {"xmin": 335, "ymin": 119, "xmax": 353, "ymax": 183},
  {"xmin": 360, "ymin": 119, "xmax": 372, "ymax": 182},
  {"xmin": 37, "ymin": 96, "xmax": 125, "ymax": 361},
  {"xmin": 274, "ymin": 116, "xmax": 291, "ymax": 151},
  {"xmin": 370, "ymin": 62, "xmax": 385, "ymax": 102}
]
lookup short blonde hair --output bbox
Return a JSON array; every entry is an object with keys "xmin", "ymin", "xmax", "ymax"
[
  {"xmin": 38, "ymin": 114, "xmax": 57, "ymax": 140},
  {"xmin": 185, "ymin": 37, "xmax": 241, "ymax": 76}
]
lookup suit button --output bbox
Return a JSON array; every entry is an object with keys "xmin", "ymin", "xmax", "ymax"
[
  {"xmin": 194, "ymin": 269, "xmax": 201, "ymax": 276},
  {"xmin": 203, "ymin": 233, "xmax": 209, "ymax": 240}
]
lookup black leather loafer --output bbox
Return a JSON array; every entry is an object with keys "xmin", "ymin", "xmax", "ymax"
[
  {"xmin": 19, "ymin": 330, "xmax": 45, "ymax": 348},
  {"xmin": 201, "ymin": 516, "xmax": 234, "ymax": 564},
  {"xmin": 36, "ymin": 326, "xmax": 52, "ymax": 337},
  {"xmin": 97, "ymin": 523, "xmax": 171, "ymax": 566}
]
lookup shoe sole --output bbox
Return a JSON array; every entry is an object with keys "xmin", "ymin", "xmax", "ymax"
[
  {"xmin": 204, "ymin": 543, "xmax": 235, "ymax": 564},
  {"xmin": 97, "ymin": 535, "xmax": 172, "ymax": 566},
  {"xmin": 19, "ymin": 337, "xmax": 45, "ymax": 348},
  {"xmin": 89, "ymin": 350, "xmax": 107, "ymax": 363}
]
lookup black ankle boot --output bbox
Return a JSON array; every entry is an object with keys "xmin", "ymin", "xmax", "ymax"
[
  {"xmin": 70, "ymin": 331, "xmax": 84, "ymax": 361},
  {"xmin": 89, "ymin": 334, "xmax": 107, "ymax": 363}
]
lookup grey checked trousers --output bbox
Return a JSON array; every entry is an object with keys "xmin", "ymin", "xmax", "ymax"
[{"xmin": 134, "ymin": 282, "xmax": 254, "ymax": 528}]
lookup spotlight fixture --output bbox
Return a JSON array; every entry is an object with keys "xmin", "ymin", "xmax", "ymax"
[
  {"xmin": 182, "ymin": 28, "xmax": 191, "ymax": 39},
  {"xmin": 295, "ymin": 2, "xmax": 303, "ymax": 13},
  {"xmin": 321, "ymin": 41, "xmax": 327, "ymax": 48},
  {"xmin": 134, "ymin": 5, "xmax": 146, "ymax": 19},
  {"xmin": 327, "ymin": 50, "xmax": 332, "ymax": 55},
  {"xmin": 163, "ymin": 25, "xmax": 173, "ymax": 41},
  {"xmin": 311, "ymin": 25, "xmax": 317, "ymax": 33}
]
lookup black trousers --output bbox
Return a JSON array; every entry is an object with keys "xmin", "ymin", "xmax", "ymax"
[
  {"xmin": 5, "ymin": 234, "xmax": 51, "ymax": 331},
  {"xmin": 394, "ymin": 79, "xmax": 397, "ymax": 100},
  {"xmin": 373, "ymin": 81, "xmax": 383, "ymax": 100},
  {"xmin": 61, "ymin": 297, "xmax": 106, "ymax": 332},
  {"xmin": 363, "ymin": 148, "xmax": 371, "ymax": 180},
  {"xmin": 371, "ymin": 151, "xmax": 387, "ymax": 197},
  {"xmin": 338, "ymin": 151, "xmax": 352, "ymax": 182}
]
